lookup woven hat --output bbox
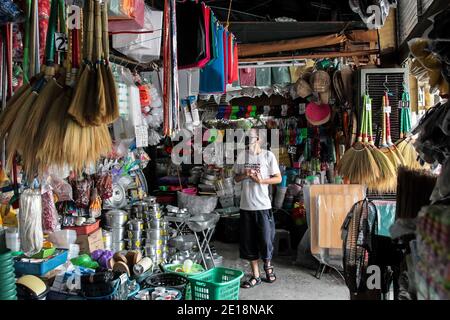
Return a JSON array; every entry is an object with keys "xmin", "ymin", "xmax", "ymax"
[
  {"xmin": 310, "ymin": 70, "xmax": 331, "ymax": 93},
  {"xmin": 295, "ymin": 78, "xmax": 312, "ymax": 98}
]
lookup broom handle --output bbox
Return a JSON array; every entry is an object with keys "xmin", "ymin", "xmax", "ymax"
[
  {"xmin": 86, "ymin": 0, "xmax": 94, "ymax": 62},
  {"xmin": 101, "ymin": 1, "xmax": 110, "ymax": 64},
  {"xmin": 45, "ymin": 0, "xmax": 59, "ymax": 66},
  {"xmin": 368, "ymin": 97, "xmax": 374, "ymax": 144},
  {"xmin": 385, "ymin": 93, "xmax": 393, "ymax": 145},
  {"xmin": 399, "ymin": 105, "xmax": 404, "ymax": 139},
  {"xmin": 23, "ymin": 0, "xmax": 32, "ymax": 83},
  {"xmin": 94, "ymin": 0, "xmax": 102, "ymax": 63},
  {"xmin": 381, "ymin": 95, "xmax": 387, "ymax": 146},
  {"xmin": 359, "ymin": 95, "xmax": 366, "ymax": 142}
]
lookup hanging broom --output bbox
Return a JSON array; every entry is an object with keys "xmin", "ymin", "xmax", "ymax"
[
  {"xmin": 337, "ymin": 95, "xmax": 380, "ymax": 185},
  {"xmin": 395, "ymin": 90, "xmax": 422, "ymax": 169},
  {"xmin": 100, "ymin": 0, "xmax": 119, "ymax": 124},
  {"xmin": 67, "ymin": 0, "xmax": 95, "ymax": 127},
  {"xmin": 364, "ymin": 94, "xmax": 397, "ymax": 193}
]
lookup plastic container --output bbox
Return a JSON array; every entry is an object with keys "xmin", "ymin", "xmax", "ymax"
[
  {"xmin": 189, "ymin": 267, "xmax": 244, "ymax": 300},
  {"xmin": 219, "ymin": 195, "xmax": 234, "ymax": 208},
  {"xmin": 64, "ymin": 220, "xmax": 100, "ymax": 236},
  {"xmin": 14, "ymin": 250, "xmax": 69, "ymax": 276},
  {"xmin": 48, "ymin": 230, "xmax": 77, "ymax": 249},
  {"xmin": 31, "ymin": 247, "xmax": 56, "ymax": 259},
  {"xmin": 5, "ymin": 229, "xmax": 20, "ymax": 252},
  {"xmin": 144, "ymin": 273, "xmax": 189, "ymax": 298}
]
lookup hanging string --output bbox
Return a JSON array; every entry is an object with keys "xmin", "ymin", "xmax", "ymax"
[{"xmin": 225, "ymin": 0, "xmax": 233, "ymax": 28}]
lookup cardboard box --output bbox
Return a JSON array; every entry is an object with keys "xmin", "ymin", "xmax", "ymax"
[{"xmin": 76, "ymin": 228, "xmax": 104, "ymax": 254}]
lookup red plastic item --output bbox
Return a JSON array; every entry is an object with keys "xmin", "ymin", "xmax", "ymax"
[{"xmin": 64, "ymin": 220, "xmax": 100, "ymax": 236}]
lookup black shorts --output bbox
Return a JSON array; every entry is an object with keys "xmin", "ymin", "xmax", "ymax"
[{"xmin": 239, "ymin": 209, "xmax": 275, "ymax": 261}]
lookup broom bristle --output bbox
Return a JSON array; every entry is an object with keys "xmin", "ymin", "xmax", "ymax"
[
  {"xmin": 337, "ymin": 142, "xmax": 380, "ymax": 185},
  {"xmin": 67, "ymin": 66, "xmax": 91, "ymax": 127},
  {"xmin": 37, "ymin": 89, "xmax": 72, "ymax": 175},
  {"xmin": 5, "ymin": 92, "xmax": 38, "ymax": 170},
  {"xmin": 0, "ymin": 86, "xmax": 33, "ymax": 140},
  {"xmin": 368, "ymin": 147, "xmax": 397, "ymax": 192},
  {"xmin": 100, "ymin": 66, "xmax": 119, "ymax": 124},
  {"xmin": 399, "ymin": 140, "xmax": 423, "ymax": 170}
]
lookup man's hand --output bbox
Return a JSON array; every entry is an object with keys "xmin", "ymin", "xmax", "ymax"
[{"xmin": 250, "ymin": 173, "xmax": 264, "ymax": 184}]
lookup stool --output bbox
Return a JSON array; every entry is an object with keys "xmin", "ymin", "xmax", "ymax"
[{"xmin": 273, "ymin": 229, "xmax": 291, "ymax": 256}]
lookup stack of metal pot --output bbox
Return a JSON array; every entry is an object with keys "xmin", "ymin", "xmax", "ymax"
[
  {"xmin": 104, "ymin": 209, "xmax": 128, "ymax": 252},
  {"xmin": 125, "ymin": 200, "xmax": 151, "ymax": 252},
  {"xmin": 143, "ymin": 202, "xmax": 169, "ymax": 264}
]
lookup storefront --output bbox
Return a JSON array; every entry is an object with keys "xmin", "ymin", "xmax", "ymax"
[{"xmin": 0, "ymin": 0, "xmax": 448, "ymax": 301}]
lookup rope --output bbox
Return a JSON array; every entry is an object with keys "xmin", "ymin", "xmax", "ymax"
[{"xmin": 225, "ymin": 0, "xmax": 233, "ymax": 28}]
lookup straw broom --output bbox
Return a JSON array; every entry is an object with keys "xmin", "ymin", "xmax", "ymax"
[
  {"xmin": 395, "ymin": 92, "xmax": 422, "ymax": 169},
  {"xmin": 100, "ymin": 0, "xmax": 119, "ymax": 124},
  {"xmin": 365, "ymin": 94, "xmax": 397, "ymax": 193},
  {"xmin": 337, "ymin": 97, "xmax": 380, "ymax": 185},
  {"xmin": 67, "ymin": 0, "xmax": 94, "ymax": 127}
]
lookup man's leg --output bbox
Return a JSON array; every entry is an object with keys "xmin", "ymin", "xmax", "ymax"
[
  {"xmin": 257, "ymin": 209, "xmax": 277, "ymax": 283},
  {"xmin": 250, "ymin": 260, "xmax": 260, "ymax": 278}
]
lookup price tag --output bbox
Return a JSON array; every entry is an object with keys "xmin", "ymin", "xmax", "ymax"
[
  {"xmin": 366, "ymin": 103, "xmax": 372, "ymax": 111},
  {"xmin": 384, "ymin": 106, "xmax": 391, "ymax": 113},
  {"xmin": 135, "ymin": 125, "xmax": 149, "ymax": 148},
  {"xmin": 55, "ymin": 33, "xmax": 68, "ymax": 52},
  {"xmin": 299, "ymin": 103, "xmax": 306, "ymax": 115},
  {"xmin": 288, "ymin": 145, "xmax": 297, "ymax": 155}
]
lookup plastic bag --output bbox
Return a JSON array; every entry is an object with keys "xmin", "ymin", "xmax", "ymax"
[
  {"xmin": 19, "ymin": 189, "xmax": 44, "ymax": 257},
  {"xmin": 70, "ymin": 177, "xmax": 93, "ymax": 209},
  {"xmin": 95, "ymin": 172, "xmax": 113, "ymax": 201},
  {"xmin": 49, "ymin": 174, "xmax": 73, "ymax": 202},
  {"xmin": 41, "ymin": 183, "xmax": 59, "ymax": 234}
]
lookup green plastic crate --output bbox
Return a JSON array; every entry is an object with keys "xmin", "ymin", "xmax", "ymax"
[
  {"xmin": 162, "ymin": 263, "xmax": 206, "ymax": 300},
  {"xmin": 188, "ymin": 267, "xmax": 244, "ymax": 300}
]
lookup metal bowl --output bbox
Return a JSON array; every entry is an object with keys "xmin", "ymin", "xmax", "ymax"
[
  {"xmin": 187, "ymin": 213, "xmax": 220, "ymax": 232},
  {"xmin": 168, "ymin": 234, "xmax": 196, "ymax": 251}
]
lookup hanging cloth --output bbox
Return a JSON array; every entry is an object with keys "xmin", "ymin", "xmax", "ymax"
[
  {"xmin": 239, "ymin": 68, "xmax": 256, "ymax": 87},
  {"xmin": 272, "ymin": 66, "xmax": 291, "ymax": 85},
  {"xmin": 206, "ymin": 11, "xmax": 218, "ymax": 66},
  {"xmin": 227, "ymin": 32, "xmax": 233, "ymax": 84},
  {"xmin": 231, "ymin": 37, "xmax": 239, "ymax": 83},
  {"xmin": 256, "ymin": 67, "xmax": 271, "ymax": 87},
  {"xmin": 199, "ymin": 24, "xmax": 225, "ymax": 94},
  {"xmin": 176, "ymin": 0, "xmax": 206, "ymax": 68},
  {"xmin": 223, "ymin": 29, "xmax": 229, "ymax": 89}
]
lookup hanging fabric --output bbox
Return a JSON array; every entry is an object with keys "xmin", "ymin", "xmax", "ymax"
[
  {"xmin": 176, "ymin": 0, "xmax": 206, "ymax": 69},
  {"xmin": 239, "ymin": 67, "xmax": 256, "ymax": 87},
  {"xmin": 231, "ymin": 36, "xmax": 239, "ymax": 83},
  {"xmin": 271, "ymin": 66, "xmax": 291, "ymax": 85},
  {"xmin": 199, "ymin": 23, "xmax": 225, "ymax": 94},
  {"xmin": 223, "ymin": 29, "xmax": 229, "ymax": 88},
  {"xmin": 256, "ymin": 67, "xmax": 271, "ymax": 87}
]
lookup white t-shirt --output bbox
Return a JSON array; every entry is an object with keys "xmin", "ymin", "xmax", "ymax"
[{"xmin": 233, "ymin": 149, "xmax": 281, "ymax": 211}]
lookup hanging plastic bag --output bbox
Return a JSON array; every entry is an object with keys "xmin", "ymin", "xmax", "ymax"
[
  {"xmin": 41, "ymin": 182, "xmax": 59, "ymax": 234},
  {"xmin": 19, "ymin": 189, "xmax": 44, "ymax": 256},
  {"xmin": 112, "ymin": 6, "xmax": 163, "ymax": 63},
  {"xmin": 95, "ymin": 172, "xmax": 113, "ymax": 201},
  {"xmin": 70, "ymin": 177, "xmax": 93, "ymax": 209},
  {"xmin": 49, "ymin": 174, "xmax": 73, "ymax": 202}
]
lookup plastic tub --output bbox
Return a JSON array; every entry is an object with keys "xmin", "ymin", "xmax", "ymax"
[
  {"xmin": 5, "ymin": 229, "xmax": 20, "ymax": 252},
  {"xmin": 14, "ymin": 250, "xmax": 68, "ymax": 276}
]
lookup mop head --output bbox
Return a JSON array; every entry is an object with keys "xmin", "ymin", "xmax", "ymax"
[{"xmin": 337, "ymin": 142, "xmax": 380, "ymax": 185}]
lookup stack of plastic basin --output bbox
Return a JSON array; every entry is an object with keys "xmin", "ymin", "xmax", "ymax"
[{"xmin": 0, "ymin": 250, "xmax": 18, "ymax": 300}]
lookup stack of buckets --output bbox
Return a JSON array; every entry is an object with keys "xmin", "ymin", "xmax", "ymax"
[
  {"xmin": 0, "ymin": 249, "xmax": 18, "ymax": 300},
  {"xmin": 274, "ymin": 175, "xmax": 288, "ymax": 209}
]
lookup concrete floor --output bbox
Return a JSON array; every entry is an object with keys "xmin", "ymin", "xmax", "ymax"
[{"xmin": 213, "ymin": 241, "xmax": 349, "ymax": 300}]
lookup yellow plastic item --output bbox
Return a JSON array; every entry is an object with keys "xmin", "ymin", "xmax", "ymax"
[
  {"xmin": 17, "ymin": 275, "xmax": 47, "ymax": 296},
  {"xmin": 0, "ymin": 204, "xmax": 18, "ymax": 227}
]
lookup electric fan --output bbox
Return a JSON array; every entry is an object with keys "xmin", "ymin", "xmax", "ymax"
[{"xmin": 341, "ymin": 199, "xmax": 378, "ymax": 294}]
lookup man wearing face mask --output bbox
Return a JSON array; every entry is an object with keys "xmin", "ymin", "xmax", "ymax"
[{"xmin": 233, "ymin": 128, "xmax": 282, "ymax": 289}]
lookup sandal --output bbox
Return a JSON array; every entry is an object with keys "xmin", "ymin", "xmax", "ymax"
[
  {"xmin": 263, "ymin": 264, "xmax": 277, "ymax": 283},
  {"xmin": 241, "ymin": 276, "xmax": 262, "ymax": 289}
]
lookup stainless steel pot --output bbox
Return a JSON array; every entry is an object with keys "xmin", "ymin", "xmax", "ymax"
[
  {"xmin": 105, "ymin": 209, "xmax": 128, "ymax": 227},
  {"xmin": 127, "ymin": 219, "xmax": 144, "ymax": 231},
  {"xmin": 144, "ymin": 196, "xmax": 157, "ymax": 205},
  {"xmin": 102, "ymin": 230, "xmax": 112, "ymax": 250},
  {"xmin": 106, "ymin": 227, "xmax": 125, "ymax": 242},
  {"xmin": 126, "ymin": 238, "xmax": 143, "ymax": 250},
  {"xmin": 127, "ymin": 230, "xmax": 144, "ymax": 240},
  {"xmin": 111, "ymin": 241, "xmax": 125, "ymax": 252},
  {"xmin": 146, "ymin": 229, "xmax": 162, "ymax": 240}
]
